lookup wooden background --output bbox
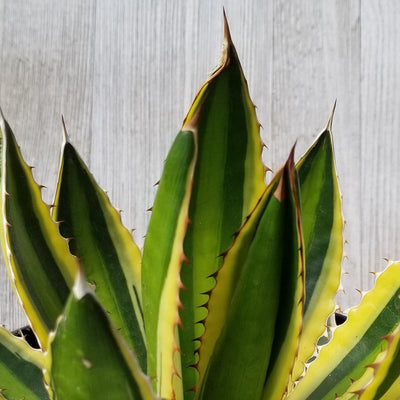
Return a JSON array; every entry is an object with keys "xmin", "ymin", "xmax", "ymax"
[{"xmin": 0, "ymin": 1, "xmax": 399, "ymax": 330}]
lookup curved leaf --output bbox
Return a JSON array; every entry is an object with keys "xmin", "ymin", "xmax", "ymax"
[
  {"xmin": 288, "ymin": 260, "xmax": 400, "ymax": 400},
  {"xmin": 52, "ymin": 131, "xmax": 145, "ymax": 369},
  {"xmin": 357, "ymin": 320, "xmax": 400, "ymax": 399},
  {"xmin": 47, "ymin": 271, "xmax": 157, "ymax": 400},
  {"xmin": 0, "ymin": 326, "xmax": 47, "ymax": 400},
  {"xmin": 0, "ymin": 113, "xmax": 77, "ymax": 348}
]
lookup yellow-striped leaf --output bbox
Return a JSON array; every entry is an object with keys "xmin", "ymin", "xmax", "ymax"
[
  {"xmin": 0, "ymin": 326, "xmax": 47, "ymax": 400},
  {"xmin": 52, "ymin": 130, "xmax": 145, "ymax": 369},
  {"xmin": 197, "ymin": 152, "xmax": 304, "ymax": 400},
  {"xmin": 0, "ymin": 113, "xmax": 77, "ymax": 349},
  {"xmin": 47, "ymin": 271, "xmax": 157, "ymax": 400},
  {"xmin": 142, "ymin": 129, "xmax": 197, "ymax": 399},
  {"xmin": 179, "ymin": 14, "xmax": 266, "ymax": 394},
  {"xmin": 288, "ymin": 260, "xmax": 400, "ymax": 400},
  {"xmin": 291, "ymin": 118, "xmax": 343, "ymax": 383}
]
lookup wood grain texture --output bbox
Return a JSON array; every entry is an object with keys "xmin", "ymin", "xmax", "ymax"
[{"xmin": 0, "ymin": 1, "xmax": 399, "ymax": 330}]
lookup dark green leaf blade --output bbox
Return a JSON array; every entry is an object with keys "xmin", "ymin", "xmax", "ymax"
[
  {"xmin": 0, "ymin": 114, "xmax": 77, "ymax": 348},
  {"xmin": 291, "ymin": 125, "xmax": 343, "ymax": 382},
  {"xmin": 196, "ymin": 172, "xmax": 282, "ymax": 390},
  {"xmin": 47, "ymin": 272, "xmax": 158, "ymax": 400},
  {"xmin": 179, "ymin": 15, "xmax": 266, "ymax": 394},
  {"xmin": 261, "ymin": 151, "xmax": 304, "ymax": 400},
  {"xmin": 358, "ymin": 321, "xmax": 400, "ymax": 398},
  {"xmin": 198, "ymin": 153, "xmax": 303, "ymax": 400},
  {"xmin": 142, "ymin": 130, "xmax": 197, "ymax": 399},
  {"xmin": 0, "ymin": 326, "xmax": 48, "ymax": 400},
  {"xmin": 288, "ymin": 261, "xmax": 400, "ymax": 400},
  {"xmin": 52, "ymin": 136, "xmax": 145, "ymax": 370}
]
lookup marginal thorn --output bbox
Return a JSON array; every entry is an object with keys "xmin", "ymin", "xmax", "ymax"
[
  {"xmin": 179, "ymin": 281, "xmax": 187, "ymax": 291},
  {"xmin": 263, "ymin": 165, "xmax": 272, "ymax": 173},
  {"xmin": 366, "ymin": 362, "xmax": 381, "ymax": 371},
  {"xmin": 146, "ymin": 206, "xmax": 153, "ymax": 212},
  {"xmin": 180, "ymin": 254, "xmax": 190, "ymax": 265},
  {"xmin": 355, "ymin": 288, "xmax": 365, "ymax": 297},
  {"xmin": 176, "ymin": 318, "xmax": 184, "ymax": 329}
]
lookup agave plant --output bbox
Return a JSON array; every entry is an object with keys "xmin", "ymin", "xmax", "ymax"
[{"xmin": 0, "ymin": 15, "xmax": 400, "ymax": 400}]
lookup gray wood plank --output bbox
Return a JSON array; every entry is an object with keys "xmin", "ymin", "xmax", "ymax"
[
  {"xmin": 0, "ymin": 0, "xmax": 96, "ymax": 329},
  {"xmin": 360, "ymin": 1, "xmax": 400, "ymax": 290},
  {"xmin": 0, "ymin": 1, "xmax": 400, "ymax": 331},
  {"xmin": 271, "ymin": 1, "xmax": 362, "ymax": 309}
]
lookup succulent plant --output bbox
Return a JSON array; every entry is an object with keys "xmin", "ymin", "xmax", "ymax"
[{"xmin": 1, "ymin": 15, "xmax": 400, "ymax": 400}]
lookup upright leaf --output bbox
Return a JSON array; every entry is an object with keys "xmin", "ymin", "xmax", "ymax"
[
  {"xmin": 142, "ymin": 129, "xmax": 197, "ymax": 399},
  {"xmin": 52, "ymin": 127, "xmax": 145, "ymax": 369},
  {"xmin": 261, "ymin": 150, "xmax": 305, "ymax": 400},
  {"xmin": 179, "ymin": 13, "xmax": 266, "ymax": 393},
  {"xmin": 0, "ymin": 327, "xmax": 47, "ymax": 400},
  {"xmin": 197, "ymin": 152, "xmax": 303, "ymax": 400},
  {"xmin": 291, "ymin": 116, "xmax": 343, "ymax": 382},
  {"xmin": 196, "ymin": 171, "xmax": 282, "ymax": 391},
  {"xmin": 0, "ymin": 113, "xmax": 77, "ymax": 348},
  {"xmin": 47, "ymin": 271, "xmax": 157, "ymax": 400}
]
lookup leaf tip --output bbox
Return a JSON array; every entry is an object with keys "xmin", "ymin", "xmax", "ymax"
[
  {"xmin": 61, "ymin": 115, "xmax": 70, "ymax": 144},
  {"xmin": 223, "ymin": 9, "xmax": 232, "ymax": 45},
  {"xmin": 72, "ymin": 265, "xmax": 91, "ymax": 300},
  {"xmin": 325, "ymin": 100, "xmax": 337, "ymax": 132},
  {"xmin": 218, "ymin": 8, "xmax": 236, "ymax": 69},
  {"xmin": 0, "ymin": 107, "xmax": 7, "ymax": 136}
]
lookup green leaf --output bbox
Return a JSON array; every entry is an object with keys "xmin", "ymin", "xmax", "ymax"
[
  {"xmin": 357, "ymin": 318, "xmax": 400, "ymax": 399},
  {"xmin": 291, "ymin": 118, "xmax": 343, "ymax": 383},
  {"xmin": 0, "ymin": 326, "xmax": 48, "ymax": 400},
  {"xmin": 179, "ymin": 14, "xmax": 266, "ymax": 393},
  {"xmin": 288, "ymin": 260, "xmax": 400, "ymax": 400},
  {"xmin": 0, "ymin": 113, "xmax": 77, "ymax": 348},
  {"xmin": 196, "ymin": 171, "xmax": 282, "ymax": 391},
  {"xmin": 47, "ymin": 271, "xmax": 158, "ymax": 400},
  {"xmin": 197, "ymin": 152, "xmax": 303, "ymax": 400},
  {"xmin": 142, "ymin": 130, "xmax": 197, "ymax": 399},
  {"xmin": 261, "ymin": 151, "xmax": 304, "ymax": 400},
  {"xmin": 52, "ymin": 128, "xmax": 145, "ymax": 370}
]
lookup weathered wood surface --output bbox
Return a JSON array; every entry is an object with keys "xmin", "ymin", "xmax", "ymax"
[{"xmin": 0, "ymin": 1, "xmax": 399, "ymax": 330}]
